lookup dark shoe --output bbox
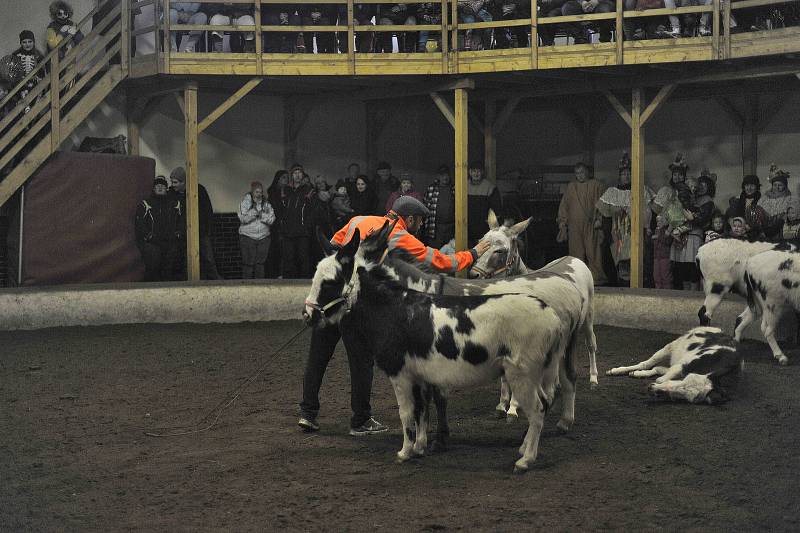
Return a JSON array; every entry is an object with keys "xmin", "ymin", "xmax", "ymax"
[
  {"xmin": 349, "ymin": 417, "xmax": 388, "ymax": 436},
  {"xmin": 298, "ymin": 417, "xmax": 320, "ymax": 432}
]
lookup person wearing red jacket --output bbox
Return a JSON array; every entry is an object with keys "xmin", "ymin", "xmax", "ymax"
[{"xmin": 298, "ymin": 196, "xmax": 490, "ymax": 435}]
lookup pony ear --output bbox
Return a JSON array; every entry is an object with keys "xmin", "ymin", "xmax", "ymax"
[
  {"xmin": 487, "ymin": 209, "xmax": 499, "ymax": 230},
  {"xmin": 317, "ymin": 227, "xmax": 336, "ymax": 257},
  {"xmin": 507, "ymin": 217, "xmax": 531, "ymax": 237},
  {"xmin": 337, "ymin": 228, "xmax": 360, "ymax": 261}
]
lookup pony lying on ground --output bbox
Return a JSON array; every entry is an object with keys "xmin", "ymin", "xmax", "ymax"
[
  {"xmin": 606, "ymin": 326, "xmax": 743, "ymax": 404},
  {"xmin": 305, "ymin": 221, "xmax": 585, "ymax": 473}
]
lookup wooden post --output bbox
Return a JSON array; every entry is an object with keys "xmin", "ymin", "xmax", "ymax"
[
  {"xmin": 163, "ymin": 0, "xmax": 171, "ymax": 72},
  {"xmin": 121, "ymin": 0, "xmax": 130, "ymax": 74},
  {"xmin": 744, "ymin": 94, "xmax": 759, "ymax": 176},
  {"xmin": 347, "ymin": 0, "xmax": 355, "ymax": 75},
  {"xmin": 454, "ymin": 88, "xmax": 468, "ymax": 274},
  {"xmin": 530, "ymin": 0, "xmax": 538, "ymax": 69},
  {"xmin": 440, "ymin": 0, "xmax": 449, "ymax": 73},
  {"xmin": 723, "ymin": 0, "xmax": 731, "ymax": 60},
  {"xmin": 127, "ymin": 96, "xmax": 140, "ymax": 156},
  {"xmin": 630, "ymin": 88, "xmax": 644, "ymax": 289},
  {"xmin": 484, "ymin": 98, "xmax": 496, "ymax": 183},
  {"xmin": 184, "ymin": 83, "xmax": 200, "ymax": 281},
  {"xmin": 712, "ymin": 0, "xmax": 721, "ymax": 59},
  {"xmin": 615, "ymin": 0, "xmax": 624, "ymax": 65},
  {"xmin": 451, "ymin": 0, "xmax": 459, "ymax": 72},
  {"xmin": 254, "ymin": 0, "xmax": 263, "ymax": 75},
  {"xmin": 50, "ymin": 54, "xmax": 60, "ymax": 151}
]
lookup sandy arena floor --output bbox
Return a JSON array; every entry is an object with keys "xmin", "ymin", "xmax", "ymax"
[{"xmin": 1, "ymin": 321, "xmax": 799, "ymax": 532}]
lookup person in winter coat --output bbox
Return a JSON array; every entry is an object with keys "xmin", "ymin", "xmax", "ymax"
[
  {"xmin": 281, "ymin": 164, "xmax": 315, "ymax": 278},
  {"xmin": 384, "ymin": 174, "xmax": 423, "ymax": 213},
  {"xmin": 266, "ymin": 169, "xmax": 289, "ymax": 277},
  {"xmin": 135, "ymin": 176, "xmax": 183, "ymax": 281},
  {"xmin": 238, "ymin": 181, "xmax": 276, "ymax": 279}
]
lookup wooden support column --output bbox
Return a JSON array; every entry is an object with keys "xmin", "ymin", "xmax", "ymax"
[
  {"xmin": 604, "ymin": 85, "xmax": 675, "ymax": 288},
  {"xmin": 254, "ymin": 0, "xmax": 263, "ymax": 75},
  {"xmin": 484, "ymin": 98, "xmax": 496, "ymax": 183},
  {"xmin": 184, "ymin": 83, "xmax": 200, "ymax": 281},
  {"xmin": 198, "ymin": 79, "xmax": 262, "ymax": 134},
  {"xmin": 630, "ymin": 88, "xmax": 644, "ymax": 289},
  {"xmin": 454, "ymin": 88, "xmax": 469, "ymax": 275},
  {"xmin": 744, "ymin": 94, "xmax": 759, "ymax": 176},
  {"xmin": 283, "ymin": 97, "xmax": 314, "ymax": 169}
]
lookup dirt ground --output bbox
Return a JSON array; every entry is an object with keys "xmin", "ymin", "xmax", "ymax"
[{"xmin": 1, "ymin": 321, "xmax": 799, "ymax": 532}]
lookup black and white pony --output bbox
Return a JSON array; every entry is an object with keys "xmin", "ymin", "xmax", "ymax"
[
  {"xmin": 305, "ymin": 221, "xmax": 590, "ymax": 473},
  {"xmin": 607, "ymin": 327, "xmax": 743, "ymax": 404}
]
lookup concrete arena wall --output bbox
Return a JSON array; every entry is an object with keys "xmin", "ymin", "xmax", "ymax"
[{"xmin": 0, "ymin": 283, "xmax": 787, "ymax": 343}]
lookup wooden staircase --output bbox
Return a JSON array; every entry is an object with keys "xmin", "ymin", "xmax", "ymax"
[{"xmin": 0, "ymin": 1, "xmax": 128, "ymax": 207}]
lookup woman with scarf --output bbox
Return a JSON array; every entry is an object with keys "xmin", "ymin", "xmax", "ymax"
[
  {"xmin": 758, "ymin": 164, "xmax": 791, "ymax": 241},
  {"xmin": 349, "ymin": 175, "xmax": 377, "ymax": 216}
]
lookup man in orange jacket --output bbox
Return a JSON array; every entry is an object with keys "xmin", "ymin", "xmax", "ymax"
[{"xmin": 299, "ymin": 196, "xmax": 490, "ymax": 435}]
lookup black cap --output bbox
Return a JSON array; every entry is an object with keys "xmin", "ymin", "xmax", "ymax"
[
  {"xmin": 19, "ymin": 30, "xmax": 35, "ymax": 42},
  {"xmin": 376, "ymin": 161, "xmax": 391, "ymax": 171},
  {"xmin": 154, "ymin": 176, "xmax": 169, "ymax": 187}
]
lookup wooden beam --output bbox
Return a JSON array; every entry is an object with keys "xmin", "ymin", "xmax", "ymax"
[
  {"xmin": 640, "ymin": 84, "xmax": 676, "ymax": 126},
  {"xmin": 174, "ymin": 91, "xmax": 185, "ymax": 116},
  {"xmin": 715, "ymin": 95, "xmax": 744, "ymax": 125},
  {"xmin": 603, "ymin": 90, "xmax": 632, "ymax": 127},
  {"xmin": 254, "ymin": 0, "xmax": 263, "ymax": 75},
  {"xmin": 353, "ymin": 78, "xmax": 475, "ymax": 101},
  {"xmin": 492, "ymin": 96, "xmax": 521, "ymax": 134},
  {"xmin": 615, "ymin": 0, "xmax": 624, "ymax": 65},
  {"xmin": 430, "ymin": 92, "xmax": 455, "ymax": 128},
  {"xmin": 184, "ymin": 83, "xmax": 200, "ymax": 281},
  {"xmin": 454, "ymin": 87, "xmax": 469, "ymax": 276},
  {"xmin": 630, "ymin": 87, "xmax": 644, "ymax": 289},
  {"xmin": 530, "ymin": 0, "xmax": 538, "ymax": 69},
  {"xmin": 198, "ymin": 78, "xmax": 262, "ymax": 134},
  {"xmin": 484, "ymin": 98, "xmax": 496, "ymax": 183}
]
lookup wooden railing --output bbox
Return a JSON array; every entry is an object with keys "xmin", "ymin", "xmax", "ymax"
[
  {"xmin": 125, "ymin": 0, "xmax": 800, "ymax": 75},
  {"xmin": 0, "ymin": 1, "xmax": 127, "ymax": 205}
]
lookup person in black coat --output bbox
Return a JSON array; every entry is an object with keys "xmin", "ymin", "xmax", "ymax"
[
  {"xmin": 281, "ymin": 164, "xmax": 315, "ymax": 278},
  {"xmin": 135, "ymin": 176, "xmax": 183, "ymax": 281}
]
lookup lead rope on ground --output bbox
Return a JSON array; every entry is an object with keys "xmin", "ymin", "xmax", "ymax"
[{"xmin": 144, "ymin": 325, "xmax": 309, "ymax": 438}]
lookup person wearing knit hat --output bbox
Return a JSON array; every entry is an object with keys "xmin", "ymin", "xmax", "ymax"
[
  {"xmin": 298, "ymin": 188, "xmax": 491, "ymax": 436},
  {"xmin": 10, "ymin": 29, "xmax": 44, "ymax": 84},
  {"xmin": 135, "ymin": 175, "xmax": 183, "ymax": 281}
]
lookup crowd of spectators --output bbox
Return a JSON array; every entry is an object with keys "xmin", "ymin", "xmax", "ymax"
[
  {"xmin": 591, "ymin": 152, "xmax": 796, "ymax": 290},
  {"xmin": 145, "ymin": 0, "xmax": 800, "ymax": 55},
  {"xmin": 133, "ymin": 159, "xmax": 501, "ymax": 282}
]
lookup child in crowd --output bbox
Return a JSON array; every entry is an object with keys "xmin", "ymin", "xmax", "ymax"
[
  {"xmin": 704, "ymin": 212, "xmax": 726, "ymax": 243},
  {"xmin": 331, "ymin": 185, "xmax": 354, "ymax": 226},
  {"xmin": 652, "ymin": 214, "xmax": 673, "ymax": 289},
  {"xmin": 728, "ymin": 216, "xmax": 747, "ymax": 239},
  {"xmin": 781, "ymin": 197, "xmax": 800, "ymax": 243}
]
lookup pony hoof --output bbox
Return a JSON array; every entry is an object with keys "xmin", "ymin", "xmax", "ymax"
[
  {"xmin": 396, "ymin": 452, "xmax": 412, "ymax": 464},
  {"xmin": 590, "ymin": 380, "xmax": 599, "ymax": 390},
  {"xmin": 556, "ymin": 420, "xmax": 572, "ymax": 432},
  {"xmin": 513, "ymin": 464, "xmax": 529, "ymax": 475},
  {"xmin": 778, "ymin": 356, "xmax": 789, "ymax": 366},
  {"xmin": 429, "ymin": 437, "xmax": 449, "ymax": 454},
  {"xmin": 494, "ymin": 408, "xmax": 507, "ymax": 419}
]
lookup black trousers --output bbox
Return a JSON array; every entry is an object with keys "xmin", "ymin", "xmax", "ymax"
[
  {"xmin": 299, "ymin": 319, "xmax": 374, "ymax": 429},
  {"xmin": 281, "ymin": 236, "xmax": 311, "ymax": 278}
]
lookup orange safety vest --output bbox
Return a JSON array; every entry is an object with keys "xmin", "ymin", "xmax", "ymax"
[{"xmin": 331, "ymin": 212, "xmax": 475, "ymax": 273}]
